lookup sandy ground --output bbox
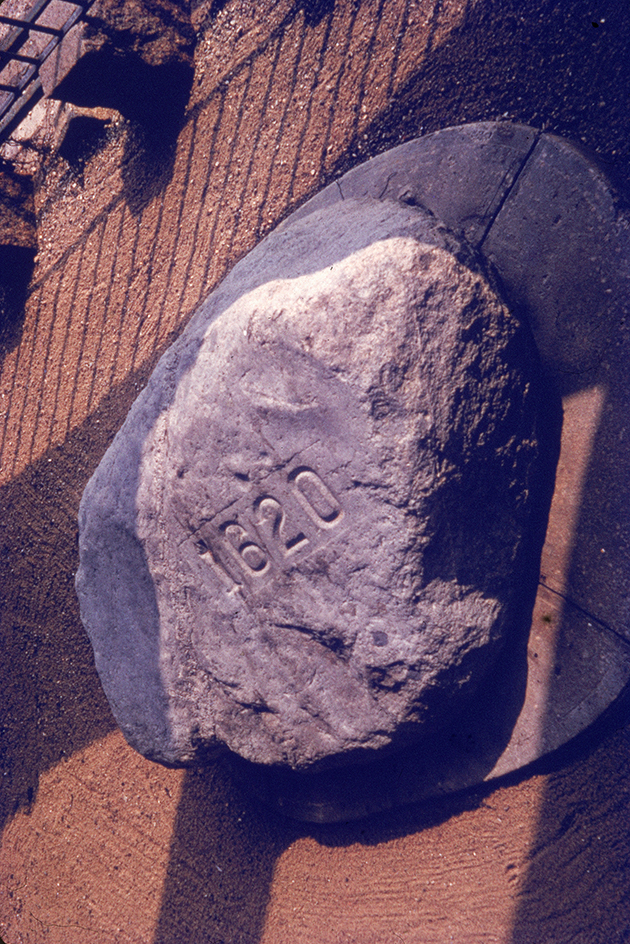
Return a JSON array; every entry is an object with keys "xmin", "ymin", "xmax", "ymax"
[{"xmin": 2, "ymin": 1, "xmax": 630, "ymax": 942}]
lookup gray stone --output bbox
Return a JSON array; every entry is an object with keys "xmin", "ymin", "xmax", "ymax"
[{"xmin": 77, "ymin": 197, "xmax": 543, "ymax": 771}]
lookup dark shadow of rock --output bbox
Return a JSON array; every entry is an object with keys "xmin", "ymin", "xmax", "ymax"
[
  {"xmin": 48, "ymin": 0, "xmax": 196, "ymax": 213},
  {"xmin": 201, "ymin": 0, "xmax": 230, "ymax": 18},
  {"xmin": 53, "ymin": 47, "xmax": 193, "ymax": 132},
  {"xmin": 300, "ymin": 0, "xmax": 336, "ymax": 27},
  {"xmin": 508, "ymin": 687, "xmax": 630, "ymax": 942}
]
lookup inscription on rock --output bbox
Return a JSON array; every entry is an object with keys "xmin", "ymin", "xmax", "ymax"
[
  {"xmin": 194, "ymin": 465, "xmax": 345, "ymax": 594},
  {"xmin": 76, "ymin": 198, "xmax": 544, "ymax": 771}
]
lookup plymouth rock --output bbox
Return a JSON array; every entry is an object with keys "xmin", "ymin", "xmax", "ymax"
[{"xmin": 76, "ymin": 198, "xmax": 542, "ymax": 770}]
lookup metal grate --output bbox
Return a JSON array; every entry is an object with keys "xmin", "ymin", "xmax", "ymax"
[{"xmin": 0, "ymin": 0, "xmax": 94, "ymax": 140}]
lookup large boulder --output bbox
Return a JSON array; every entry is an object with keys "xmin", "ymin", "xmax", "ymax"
[{"xmin": 76, "ymin": 198, "xmax": 543, "ymax": 771}]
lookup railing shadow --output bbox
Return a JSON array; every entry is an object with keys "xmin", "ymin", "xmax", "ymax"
[{"xmin": 152, "ymin": 761, "xmax": 299, "ymax": 944}]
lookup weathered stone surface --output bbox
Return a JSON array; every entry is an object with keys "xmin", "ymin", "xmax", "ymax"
[{"xmin": 77, "ymin": 198, "xmax": 543, "ymax": 771}]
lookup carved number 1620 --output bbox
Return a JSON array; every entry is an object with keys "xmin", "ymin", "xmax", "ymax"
[{"xmin": 199, "ymin": 467, "xmax": 343, "ymax": 593}]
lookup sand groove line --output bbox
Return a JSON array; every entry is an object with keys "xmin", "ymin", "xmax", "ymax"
[
  {"xmin": 279, "ymin": 9, "xmax": 334, "ymax": 214},
  {"xmin": 3, "ymin": 261, "xmax": 70, "ymax": 478},
  {"xmin": 0, "ymin": 278, "xmax": 47, "ymax": 465},
  {"xmin": 61, "ymin": 216, "xmax": 110, "ymax": 439},
  {"xmin": 84, "ymin": 204, "xmax": 127, "ymax": 414},
  {"xmin": 123, "ymin": 160, "xmax": 176, "ymax": 377},
  {"xmin": 165, "ymin": 93, "xmax": 227, "ymax": 339},
  {"xmin": 384, "ymin": 0, "xmax": 414, "ymax": 102},
  {"xmin": 138, "ymin": 115, "xmax": 202, "ymax": 371},
  {"xmin": 218, "ymin": 32, "xmax": 287, "ymax": 269},
  {"xmin": 199, "ymin": 62, "xmax": 260, "ymax": 293},
  {"xmin": 246, "ymin": 15, "xmax": 308, "ymax": 242},
  {"xmin": 30, "ymin": 230, "xmax": 107, "ymax": 474},
  {"xmin": 295, "ymin": 3, "xmax": 359, "ymax": 197},
  {"xmin": 59, "ymin": 224, "xmax": 108, "ymax": 444},
  {"xmin": 326, "ymin": 0, "xmax": 388, "ymax": 163},
  {"xmin": 41, "ymin": 244, "xmax": 87, "ymax": 450}
]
